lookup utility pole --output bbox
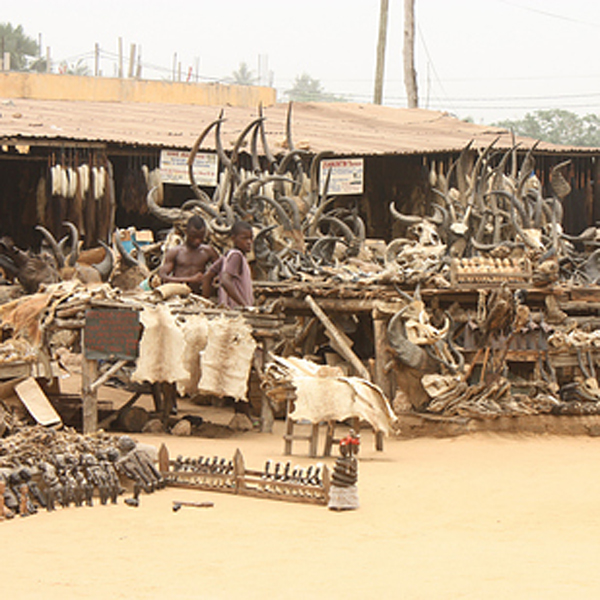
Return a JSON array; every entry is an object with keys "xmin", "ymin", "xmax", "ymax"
[
  {"xmin": 118, "ymin": 37, "xmax": 123, "ymax": 78},
  {"xmin": 128, "ymin": 44, "xmax": 136, "ymax": 78},
  {"xmin": 373, "ymin": 0, "xmax": 389, "ymax": 105},
  {"xmin": 403, "ymin": 0, "xmax": 419, "ymax": 108},
  {"xmin": 94, "ymin": 43, "xmax": 100, "ymax": 77}
]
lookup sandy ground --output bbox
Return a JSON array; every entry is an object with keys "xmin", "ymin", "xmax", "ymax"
[{"xmin": 3, "ymin": 406, "xmax": 600, "ymax": 599}]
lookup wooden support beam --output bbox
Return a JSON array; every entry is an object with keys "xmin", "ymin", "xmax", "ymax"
[
  {"xmin": 81, "ymin": 357, "xmax": 98, "ymax": 434},
  {"xmin": 90, "ymin": 359, "xmax": 128, "ymax": 393},
  {"xmin": 305, "ymin": 295, "xmax": 371, "ymax": 381}
]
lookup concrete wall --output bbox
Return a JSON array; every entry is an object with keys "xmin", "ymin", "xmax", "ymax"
[{"xmin": 0, "ymin": 72, "xmax": 276, "ymax": 108}]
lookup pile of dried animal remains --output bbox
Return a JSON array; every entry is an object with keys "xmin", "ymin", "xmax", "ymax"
[
  {"xmin": 3, "ymin": 105, "xmax": 600, "ymax": 430},
  {"xmin": 0, "ymin": 425, "xmax": 163, "ymax": 519}
]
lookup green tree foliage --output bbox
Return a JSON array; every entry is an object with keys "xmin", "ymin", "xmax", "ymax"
[
  {"xmin": 284, "ymin": 73, "xmax": 345, "ymax": 103},
  {"xmin": 0, "ymin": 22, "xmax": 42, "ymax": 71},
  {"xmin": 494, "ymin": 109, "xmax": 600, "ymax": 147},
  {"xmin": 58, "ymin": 59, "xmax": 90, "ymax": 76},
  {"xmin": 231, "ymin": 62, "xmax": 257, "ymax": 86}
]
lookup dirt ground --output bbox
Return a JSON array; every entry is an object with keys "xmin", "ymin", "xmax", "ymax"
[{"xmin": 4, "ymin": 372, "xmax": 600, "ymax": 599}]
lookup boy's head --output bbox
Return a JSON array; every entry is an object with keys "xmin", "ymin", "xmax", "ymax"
[
  {"xmin": 185, "ymin": 215, "xmax": 206, "ymax": 248},
  {"xmin": 230, "ymin": 220, "xmax": 253, "ymax": 254}
]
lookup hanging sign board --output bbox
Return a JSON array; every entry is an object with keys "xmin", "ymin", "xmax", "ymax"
[
  {"xmin": 160, "ymin": 149, "xmax": 218, "ymax": 186},
  {"xmin": 84, "ymin": 308, "xmax": 141, "ymax": 361},
  {"xmin": 319, "ymin": 157, "xmax": 364, "ymax": 195}
]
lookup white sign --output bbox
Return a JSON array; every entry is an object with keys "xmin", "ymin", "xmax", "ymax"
[
  {"xmin": 319, "ymin": 158, "xmax": 364, "ymax": 195},
  {"xmin": 160, "ymin": 149, "xmax": 218, "ymax": 186}
]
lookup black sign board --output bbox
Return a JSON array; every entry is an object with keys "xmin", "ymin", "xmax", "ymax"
[{"xmin": 84, "ymin": 308, "xmax": 141, "ymax": 361}]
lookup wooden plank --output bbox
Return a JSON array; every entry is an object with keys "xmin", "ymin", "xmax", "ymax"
[
  {"xmin": 305, "ymin": 294, "xmax": 371, "ymax": 381},
  {"xmin": 14, "ymin": 377, "xmax": 62, "ymax": 427}
]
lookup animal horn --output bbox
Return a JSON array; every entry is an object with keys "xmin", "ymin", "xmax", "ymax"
[
  {"xmin": 258, "ymin": 102, "xmax": 277, "ymax": 168},
  {"xmin": 389, "ymin": 202, "xmax": 422, "ymax": 224},
  {"xmin": 62, "ymin": 221, "xmax": 80, "ymax": 267},
  {"xmin": 147, "ymin": 186, "xmax": 185, "ymax": 223},
  {"xmin": 92, "ymin": 241, "xmax": 115, "ymax": 281},
  {"xmin": 35, "ymin": 225, "xmax": 65, "ymax": 269},
  {"xmin": 387, "ymin": 308, "xmax": 427, "ymax": 370},
  {"xmin": 114, "ymin": 230, "xmax": 139, "ymax": 268},
  {"xmin": 188, "ymin": 115, "xmax": 223, "ymax": 203}
]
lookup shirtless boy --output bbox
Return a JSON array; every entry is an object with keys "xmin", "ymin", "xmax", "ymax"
[{"xmin": 158, "ymin": 215, "xmax": 218, "ymax": 293}]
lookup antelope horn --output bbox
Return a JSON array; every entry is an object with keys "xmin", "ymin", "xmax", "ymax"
[
  {"xmin": 147, "ymin": 186, "xmax": 185, "ymax": 223},
  {"xmin": 231, "ymin": 117, "xmax": 265, "ymax": 168},
  {"xmin": 188, "ymin": 115, "xmax": 223, "ymax": 203},
  {"xmin": 35, "ymin": 225, "xmax": 65, "ymax": 269},
  {"xmin": 114, "ymin": 230, "xmax": 139, "ymax": 268},
  {"xmin": 180, "ymin": 199, "xmax": 219, "ymax": 219},
  {"xmin": 131, "ymin": 238, "xmax": 148, "ymax": 269},
  {"xmin": 62, "ymin": 221, "xmax": 80, "ymax": 267},
  {"xmin": 285, "ymin": 101, "xmax": 295, "ymax": 151},
  {"xmin": 258, "ymin": 102, "xmax": 277, "ymax": 168},
  {"xmin": 250, "ymin": 123, "xmax": 262, "ymax": 174},
  {"xmin": 215, "ymin": 113, "xmax": 232, "ymax": 171},
  {"xmin": 92, "ymin": 241, "xmax": 115, "ymax": 281},
  {"xmin": 387, "ymin": 309, "xmax": 427, "ymax": 370},
  {"xmin": 389, "ymin": 202, "xmax": 422, "ymax": 224}
]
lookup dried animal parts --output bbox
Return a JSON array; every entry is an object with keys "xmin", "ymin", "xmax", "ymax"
[
  {"xmin": 146, "ymin": 103, "xmax": 365, "ymax": 283},
  {"xmin": 0, "ymin": 426, "xmax": 162, "ymax": 517}
]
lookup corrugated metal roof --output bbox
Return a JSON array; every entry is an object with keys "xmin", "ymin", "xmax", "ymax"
[{"xmin": 0, "ymin": 98, "xmax": 597, "ymax": 156}]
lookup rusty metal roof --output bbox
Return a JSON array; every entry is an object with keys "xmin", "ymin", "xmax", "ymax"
[{"xmin": 0, "ymin": 98, "xmax": 597, "ymax": 156}]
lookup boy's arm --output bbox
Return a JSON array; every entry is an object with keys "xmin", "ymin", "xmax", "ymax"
[{"xmin": 202, "ymin": 256, "xmax": 222, "ymax": 298}]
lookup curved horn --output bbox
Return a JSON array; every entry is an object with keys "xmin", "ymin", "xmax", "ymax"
[
  {"xmin": 35, "ymin": 225, "xmax": 65, "ymax": 269},
  {"xmin": 147, "ymin": 186, "xmax": 185, "ymax": 223},
  {"xmin": 92, "ymin": 241, "xmax": 115, "ymax": 281},
  {"xmin": 62, "ymin": 221, "xmax": 80, "ymax": 267},
  {"xmin": 231, "ymin": 117, "xmax": 265, "ymax": 168},
  {"xmin": 188, "ymin": 115, "xmax": 223, "ymax": 202},
  {"xmin": 285, "ymin": 101, "xmax": 295, "ymax": 152},
  {"xmin": 114, "ymin": 230, "xmax": 139, "ymax": 268},
  {"xmin": 131, "ymin": 238, "xmax": 148, "ymax": 269},
  {"xmin": 389, "ymin": 201, "xmax": 422, "ymax": 225},
  {"xmin": 258, "ymin": 102, "xmax": 277, "ymax": 169},
  {"xmin": 387, "ymin": 308, "xmax": 427, "ymax": 370},
  {"xmin": 180, "ymin": 198, "xmax": 219, "ymax": 219}
]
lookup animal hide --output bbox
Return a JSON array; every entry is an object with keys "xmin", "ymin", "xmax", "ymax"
[
  {"xmin": 198, "ymin": 315, "xmax": 256, "ymax": 401},
  {"xmin": 274, "ymin": 356, "xmax": 398, "ymax": 436},
  {"xmin": 176, "ymin": 313, "xmax": 209, "ymax": 396},
  {"xmin": 132, "ymin": 305, "xmax": 189, "ymax": 385},
  {"xmin": 0, "ymin": 292, "xmax": 53, "ymax": 349}
]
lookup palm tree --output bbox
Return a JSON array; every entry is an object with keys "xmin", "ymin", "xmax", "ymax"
[
  {"xmin": 231, "ymin": 62, "xmax": 257, "ymax": 86},
  {"xmin": 0, "ymin": 22, "xmax": 39, "ymax": 71}
]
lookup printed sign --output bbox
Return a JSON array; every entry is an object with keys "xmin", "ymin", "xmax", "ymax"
[
  {"xmin": 84, "ymin": 308, "xmax": 141, "ymax": 361},
  {"xmin": 160, "ymin": 149, "xmax": 218, "ymax": 186},
  {"xmin": 319, "ymin": 158, "xmax": 364, "ymax": 195}
]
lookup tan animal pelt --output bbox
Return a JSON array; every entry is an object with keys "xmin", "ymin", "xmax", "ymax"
[
  {"xmin": 132, "ymin": 305, "xmax": 189, "ymax": 385},
  {"xmin": 273, "ymin": 356, "xmax": 398, "ymax": 436},
  {"xmin": 198, "ymin": 315, "xmax": 256, "ymax": 401},
  {"xmin": 177, "ymin": 313, "xmax": 209, "ymax": 397}
]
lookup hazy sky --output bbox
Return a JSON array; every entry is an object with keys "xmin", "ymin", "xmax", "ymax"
[{"xmin": 3, "ymin": 0, "xmax": 600, "ymax": 123}]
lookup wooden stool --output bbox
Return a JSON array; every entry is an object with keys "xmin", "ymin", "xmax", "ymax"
[{"xmin": 283, "ymin": 417, "xmax": 320, "ymax": 458}]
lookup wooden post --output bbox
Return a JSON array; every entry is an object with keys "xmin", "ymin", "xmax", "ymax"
[
  {"xmin": 258, "ymin": 339, "xmax": 274, "ymax": 433},
  {"xmin": 372, "ymin": 309, "xmax": 392, "ymax": 398},
  {"xmin": 234, "ymin": 448, "xmax": 245, "ymax": 493},
  {"xmin": 158, "ymin": 443, "xmax": 169, "ymax": 474},
  {"xmin": 81, "ymin": 357, "xmax": 98, "ymax": 434}
]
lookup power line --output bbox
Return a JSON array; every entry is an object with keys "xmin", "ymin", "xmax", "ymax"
[{"xmin": 496, "ymin": 0, "xmax": 600, "ymax": 29}]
